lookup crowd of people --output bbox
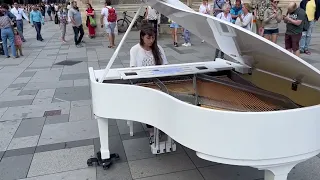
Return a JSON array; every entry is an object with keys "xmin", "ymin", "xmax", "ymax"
[
  {"xmin": 194, "ymin": 0, "xmax": 319, "ymax": 57},
  {"xmin": 0, "ymin": 0, "xmax": 318, "ymax": 59}
]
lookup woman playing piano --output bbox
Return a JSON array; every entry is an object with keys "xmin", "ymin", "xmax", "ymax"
[
  {"xmin": 129, "ymin": 22, "xmax": 168, "ymax": 135},
  {"xmin": 130, "ymin": 22, "xmax": 168, "ymax": 67}
]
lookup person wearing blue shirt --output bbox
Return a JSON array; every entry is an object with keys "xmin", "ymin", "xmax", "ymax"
[
  {"xmin": 230, "ymin": 0, "xmax": 243, "ymax": 23},
  {"xmin": 30, "ymin": 6, "xmax": 44, "ymax": 41}
]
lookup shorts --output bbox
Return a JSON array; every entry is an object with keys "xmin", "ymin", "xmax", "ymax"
[
  {"xmin": 105, "ymin": 22, "xmax": 116, "ymax": 34},
  {"xmin": 285, "ymin": 33, "xmax": 302, "ymax": 51},
  {"xmin": 170, "ymin": 22, "xmax": 179, "ymax": 28},
  {"xmin": 263, "ymin": 28, "xmax": 279, "ymax": 35}
]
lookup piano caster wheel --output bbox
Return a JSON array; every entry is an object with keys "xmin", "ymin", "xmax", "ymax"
[
  {"xmin": 87, "ymin": 151, "xmax": 120, "ymax": 170},
  {"xmin": 157, "ymin": 150, "xmax": 160, "ymax": 153},
  {"xmin": 87, "ymin": 158, "xmax": 94, "ymax": 166},
  {"xmin": 102, "ymin": 161, "xmax": 112, "ymax": 170},
  {"xmin": 170, "ymin": 148, "xmax": 172, "ymax": 151}
]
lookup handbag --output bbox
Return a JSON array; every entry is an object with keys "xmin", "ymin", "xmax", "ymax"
[{"xmin": 89, "ymin": 16, "xmax": 97, "ymax": 27}]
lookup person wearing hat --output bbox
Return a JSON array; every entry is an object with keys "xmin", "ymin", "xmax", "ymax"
[{"xmin": 263, "ymin": 0, "xmax": 282, "ymax": 43}]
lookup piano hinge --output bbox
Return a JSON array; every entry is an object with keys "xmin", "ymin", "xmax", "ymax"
[{"xmin": 291, "ymin": 80, "xmax": 300, "ymax": 91}]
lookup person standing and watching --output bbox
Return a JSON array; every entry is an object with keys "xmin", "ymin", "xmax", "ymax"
[
  {"xmin": 213, "ymin": 0, "xmax": 226, "ymax": 16},
  {"xmin": 230, "ymin": 0, "xmax": 242, "ymax": 23},
  {"xmin": 11, "ymin": 2, "xmax": 29, "ymax": 42},
  {"xmin": 299, "ymin": 0, "xmax": 320, "ymax": 55},
  {"xmin": 199, "ymin": 0, "xmax": 211, "ymax": 43},
  {"xmin": 145, "ymin": 6, "xmax": 159, "ymax": 37},
  {"xmin": 30, "ymin": 5, "xmax": 44, "ymax": 41},
  {"xmin": 263, "ymin": 0, "xmax": 282, "ymax": 43},
  {"xmin": 100, "ymin": 0, "xmax": 117, "ymax": 48},
  {"xmin": 0, "ymin": 9, "xmax": 17, "ymax": 58},
  {"xmin": 0, "ymin": 4, "xmax": 16, "ymax": 42},
  {"xmin": 283, "ymin": 2, "xmax": 305, "ymax": 57},
  {"xmin": 68, "ymin": 1, "xmax": 84, "ymax": 48},
  {"xmin": 251, "ymin": 0, "xmax": 270, "ymax": 36},
  {"xmin": 215, "ymin": 4, "xmax": 232, "ymax": 59}
]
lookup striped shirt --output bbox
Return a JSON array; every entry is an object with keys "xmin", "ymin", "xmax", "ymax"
[{"xmin": 0, "ymin": 16, "xmax": 12, "ymax": 29}]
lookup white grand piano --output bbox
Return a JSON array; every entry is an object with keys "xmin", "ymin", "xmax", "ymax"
[{"xmin": 87, "ymin": 0, "xmax": 320, "ymax": 180}]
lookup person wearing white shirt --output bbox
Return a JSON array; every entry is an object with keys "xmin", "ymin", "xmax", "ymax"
[
  {"xmin": 130, "ymin": 22, "xmax": 168, "ymax": 137},
  {"xmin": 11, "ymin": 2, "xmax": 29, "ymax": 42},
  {"xmin": 199, "ymin": 0, "xmax": 211, "ymax": 43},
  {"xmin": 100, "ymin": 0, "xmax": 118, "ymax": 48},
  {"xmin": 236, "ymin": 3, "xmax": 253, "ymax": 31},
  {"xmin": 145, "ymin": 6, "xmax": 159, "ymax": 37},
  {"xmin": 215, "ymin": 4, "xmax": 232, "ymax": 59},
  {"xmin": 130, "ymin": 23, "xmax": 168, "ymax": 67}
]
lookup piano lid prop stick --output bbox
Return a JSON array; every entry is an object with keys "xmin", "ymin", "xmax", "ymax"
[{"xmin": 99, "ymin": 5, "xmax": 144, "ymax": 83}]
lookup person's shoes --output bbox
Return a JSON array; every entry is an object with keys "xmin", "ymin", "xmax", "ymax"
[
  {"xmin": 22, "ymin": 39, "xmax": 26, "ymax": 42},
  {"xmin": 182, "ymin": 42, "xmax": 191, "ymax": 47},
  {"xmin": 201, "ymin": 40, "xmax": 205, "ymax": 43},
  {"xmin": 76, "ymin": 44, "xmax": 83, "ymax": 48},
  {"xmin": 304, "ymin": 50, "xmax": 311, "ymax": 55},
  {"xmin": 174, "ymin": 42, "xmax": 178, "ymax": 47},
  {"xmin": 6, "ymin": 56, "xmax": 10, "ymax": 58}
]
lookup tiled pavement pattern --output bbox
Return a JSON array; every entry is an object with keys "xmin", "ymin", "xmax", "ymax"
[{"xmin": 0, "ymin": 20, "xmax": 319, "ymax": 180}]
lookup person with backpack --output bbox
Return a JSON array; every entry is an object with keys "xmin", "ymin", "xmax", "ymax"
[
  {"xmin": 283, "ymin": 2, "xmax": 306, "ymax": 57},
  {"xmin": 299, "ymin": 0, "xmax": 320, "ymax": 55},
  {"xmin": 68, "ymin": 1, "xmax": 84, "ymax": 48},
  {"xmin": 100, "ymin": 0, "xmax": 117, "ymax": 48}
]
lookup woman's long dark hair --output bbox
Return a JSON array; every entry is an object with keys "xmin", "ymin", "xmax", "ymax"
[{"xmin": 139, "ymin": 22, "xmax": 162, "ymax": 65}]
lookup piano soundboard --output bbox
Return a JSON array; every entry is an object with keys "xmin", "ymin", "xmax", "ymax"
[{"xmin": 101, "ymin": 60, "xmax": 299, "ymax": 112}]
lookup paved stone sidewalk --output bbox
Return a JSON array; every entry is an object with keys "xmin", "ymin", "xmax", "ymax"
[{"xmin": 0, "ymin": 21, "xmax": 319, "ymax": 180}]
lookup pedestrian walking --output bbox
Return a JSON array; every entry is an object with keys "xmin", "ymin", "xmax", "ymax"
[
  {"xmin": 11, "ymin": 2, "xmax": 29, "ymax": 42},
  {"xmin": 30, "ymin": 5, "xmax": 44, "ymax": 41},
  {"xmin": 100, "ymin": 0, "xmax": 117, "ymax": 48},
  {"xmin": 58, "ymin": 5, "xmax": 68, "ymax": 42}
]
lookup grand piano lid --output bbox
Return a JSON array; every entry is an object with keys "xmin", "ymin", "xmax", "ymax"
[{"xmin": 144, "ymin": 0, "xmax": 320, "ymax": 89}]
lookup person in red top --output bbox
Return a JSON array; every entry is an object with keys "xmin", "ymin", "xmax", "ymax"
[{"xmin": 86, "ymin": 3, "xmax": 95, "ymax": 38}]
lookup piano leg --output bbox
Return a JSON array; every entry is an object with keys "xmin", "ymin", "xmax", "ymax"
[
  {"xmin": 257, "ymin": 161, "xmax": 299, "ymax": 180},
  {"xmin": 87, "ymin": 116, "xmax": 120, "ymax": 170}
]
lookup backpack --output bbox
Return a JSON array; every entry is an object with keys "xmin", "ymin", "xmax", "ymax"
[{"xmin": 107, "ymin": 7, "xmax": 117, "ymax": 22}]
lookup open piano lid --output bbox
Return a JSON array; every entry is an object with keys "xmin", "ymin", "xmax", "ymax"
[{"xmin": 145, "ymin": 0, "xmax": 320, "ymax": 89}]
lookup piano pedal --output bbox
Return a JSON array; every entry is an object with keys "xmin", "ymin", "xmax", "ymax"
[{"xmin": 87, "ymin": 151, "xmax": 120, "ymax": 170}]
